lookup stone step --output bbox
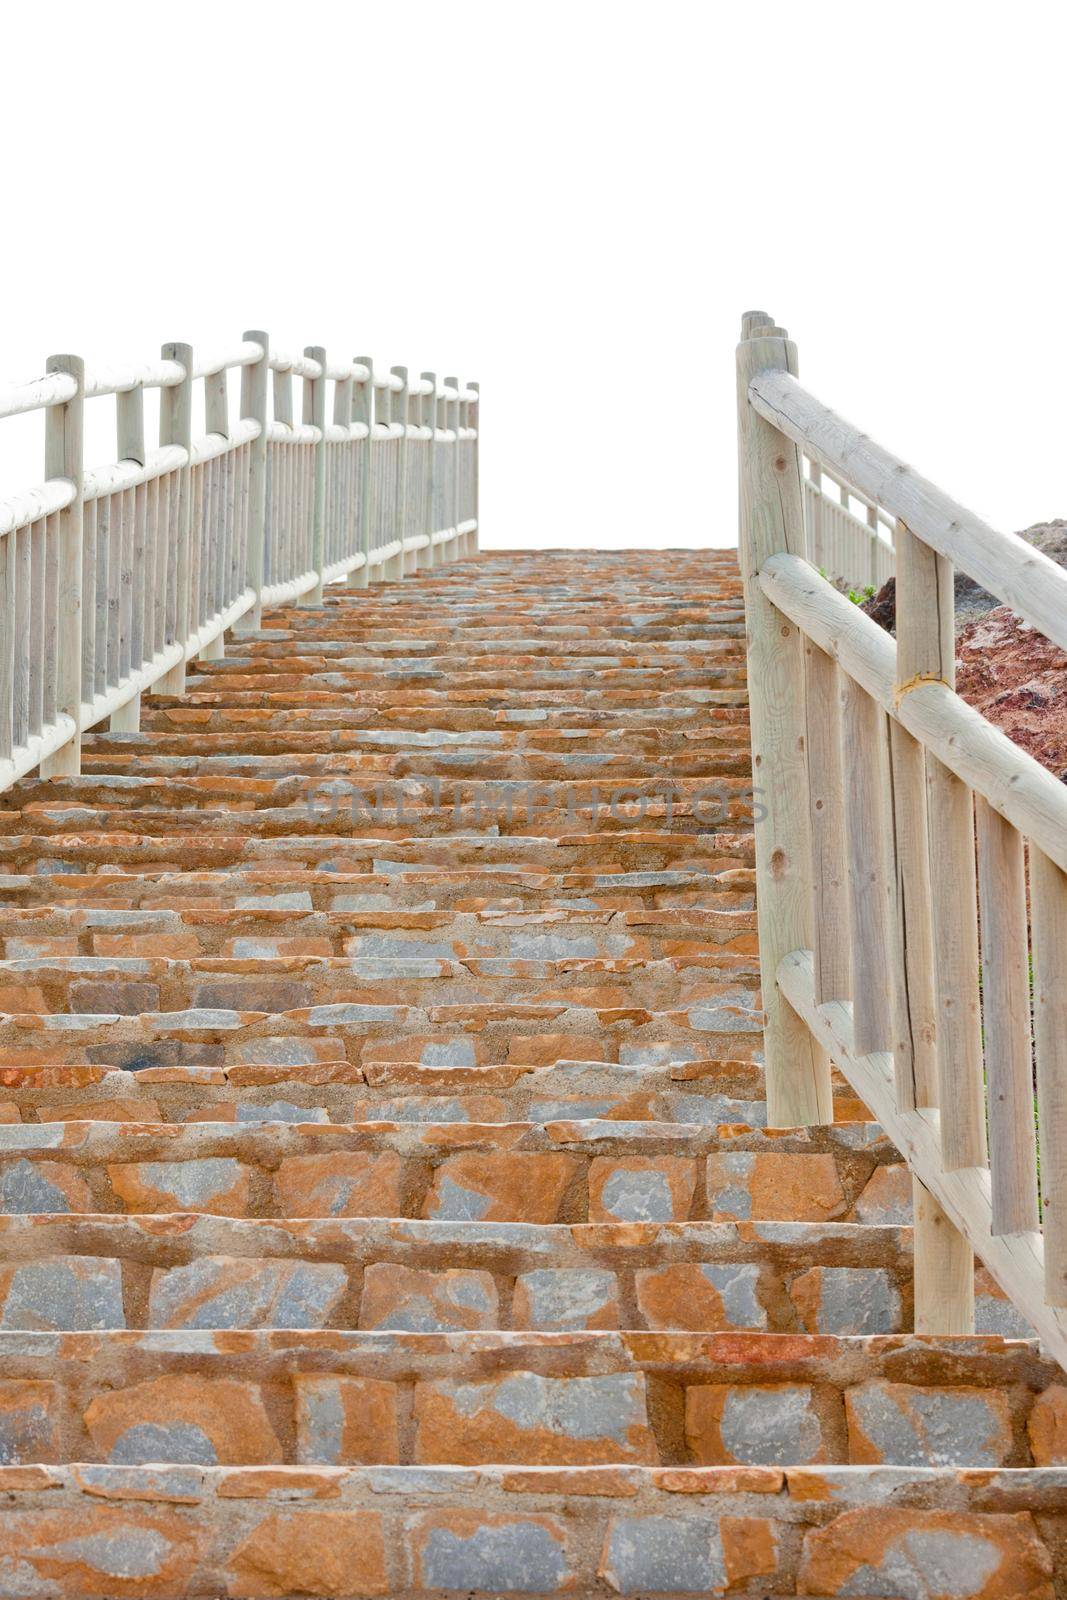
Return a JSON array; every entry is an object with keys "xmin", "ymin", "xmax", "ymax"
[
  {"xmin": 4, "ymin": 771, "xmax": 757, "ymax": 813},
  {"xmin": 0, "ymin": 865, "xmax": 755, "ymax": 916},
  {"xmin": 0, "ymin": 900, "xmax": 757, "ymax": 949},
  {"xmin": 0, "ymin": 1213, "xmax": 918, "ymax": 1333},
  {"xmin": 79, "ymin": 720, "xmax": 749, "ymax": 755},
  {"xmin": 0, "ymin": 957, "xmax": 761, "ymax": 1022},
  {"xmin": 152, "ymin": 665, "xmax": 750, "ymax": 693},
  {"xmin": 197, "ymin": 637, "xmax": 747, "ymax": 655},
  {"xmin": 0, "ymin": 1119, "xmax": 902, "ymax": 1221},
  {"xmin": 0, "ymin": 829, "xmax": 757, "ymax": 876},
  {"xmin": 0, "ymin": 1330, "xmax": 1057, "ymax": 1471},
  {"xmin": 0, "ymin": 1461, "xmax": 1058, "ymax": 1599},
  {"xmin": 60, "ymin": 748, "xmax": 757, "ymax": 782},
  {"xmin": 0, "ymin": 786, "xmax": 758, "ymax": 837}
]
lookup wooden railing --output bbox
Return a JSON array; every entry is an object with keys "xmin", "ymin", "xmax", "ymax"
[
  {"xmin": 804, "ymin": 459, "xmax": 895, "ymax": 592},
  {"xmin": 0, "ymin": 334, "xmax": 479, "ymax": 789},
  {"xmin": 737, "ymin": 310, "xmax": 1067, "ymax": 1362}
]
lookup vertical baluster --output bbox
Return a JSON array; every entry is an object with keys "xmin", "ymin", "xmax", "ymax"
[
  {"xmin": 240, "ymin": 331, "xmax": 269, "ymax": 627},
  {"xmin": 39, "ymin": 354, "xmax": 83, "ymax": 775},
  {"xmin": 159, "ymin": 344, "xmax": 193, "ymax": 693},
  {"xmin": 913, "ymin": 1180, "xmax": 975, "ymax": 1334},
  {"xmin": 43, "ymin": 509, "xmax": 60, "ymax": 729},
  {"xmin": 1031, "ymin": 847, "xmax": 1067, "ymax": 1304},
  {"xmin": 304, "ymin": 346, "xmax": 326, "ymax": 605},
  {"xmin": 808, "ymin": 460, "xmax": 824, "ymax": 569},
  {"xmin": 804, "ymin": 640, "xmax": 849, "ymax": 1004},
  {"xmin": 354, "ymin": 359, "xmax": 373, "ymax": 584},
  {"xmin": 468, "ymin": 380, "xmax": 479, "ymax": 554},
  {"xmin": 976, "ymin": 798, "xmax": 1039, "ymax": 1235},
  {"xmin": 0, "ymin": 529, "xmax": 13, "ymax": 762},
  {"xmin": 13, "ymin": 522, "xmax": 31, "ymax": 751},
  {"xmin": 145, "ymin": 477, "xmax": 161, "ymax": 663},
  {"xmin": 30, "ymin": 517, "xmax": 45, "ymax": 737},
  {"xmin": 841, "ymin": 676, "xmax": 894, "ymax": 1055},
  {"xmin": 444, "ymin": 374, "xmax": 461, "ymax": 568},
  {"xmin": 421, "ymin": 371, "xmax": 436, "ymax": 568},
  {"xmin": 112, "ymin": 382, "xmax": 145, "ymax": 731},
  {"xmin": 391, "ymin": 367, "xmax": 411, "ymax": 574},
  {"xmin": 866, "ymin": 502, "xmax": 879, "ymax": 589},
  {"xmin": 106, "ymin": 489, "xmax": 121, "ymax": 692},
  {"xmin": 889, "ymin": 520, "xmax": 942, "ymax": 1112},
  {"xmin": 202, "ymin": 361, "xmax": 229, "ymax": 661}
]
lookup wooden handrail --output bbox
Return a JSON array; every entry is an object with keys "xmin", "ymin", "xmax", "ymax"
[{"xmin": 749, "ymin": 363, "xmax": 1067, "ymax": 651}]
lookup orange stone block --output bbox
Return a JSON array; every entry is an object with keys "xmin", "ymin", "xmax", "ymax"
[
  {"xmin": 1028, "ymin": 1385, "xmax": 1067, "ymax": 1465},
  {"xmin": 226, "ymin": 1509, "xmax": 388, "ymax": 1597},
  {"xmin": 0, "ymin": 1157, "xmax": 93, "ymax": 1213},
  {"xmin": 414, "ymin": 1371, "xmax": 658, "ymax": 1465},
  {"xmin": 50, "ymin": 1097, "xmax": 163, "ymax": 1123},
  {"xmin": 705, "ymin": 1151, "xmax": 846, "ymax": 1222},
  {"xmin": 293, "ymin": 1375, "xmax": 399, "ymax": 1464},
  {"xmin": 409, "ymin": 1508, "xmax": 571, "ymax": 1592},
  {"xmin": 797, "ymin": 1507, "xmax": 1053, "ymax": 1599},
  {"xmin": 0, "ymin": 1379, "xmax": 60, "ymax": 1463},
  {"xmin": 634, "ymin": 1262, "xmax": 764, "ymax": 1332},
  {"xmin": 107, "ymin": 1159, "xmax": 251, "ymax": 1216},
  {"xmin": 686, "ymin": 1383, "xmax": 826, "ymax": 1466},
  {"xmin": 587, "ymin": 1156, "xmax": 696, "ymax": 1223},
  {"xmin": 85, "ymin": 1375, "xmax": 282, "ymax": 1466},
  {"xmin": 273, "ymin": 1150, "xmax": 405, "ymax": 1217},
  {"xmin": 0, "ymin": 1506, "xmax": 202, "ymax": 1596},
  {"xmin": 422, "ymin": 1151, "xmax": 577, "ymax": 1222},
  {"xmin": 359, "ymin": 1263, "xmax": 499, "ymax": 1331},
  {"xmin": 721, "ymin": 1515, "xmax": 778, "ymax": 1586}
]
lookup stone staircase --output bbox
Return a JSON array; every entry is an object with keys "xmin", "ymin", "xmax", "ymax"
[{"xmin": 0, "ymin": 549, "xmax": 1063, "ymax": 1597}]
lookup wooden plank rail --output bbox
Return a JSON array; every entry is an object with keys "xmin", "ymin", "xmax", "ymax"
[
  {"xmin": 737, "ymin": 310, "xmax": 1066, "ymax": 1351},
  {"xmin": 0, "ymin": 330, "xmax": 480, "ymax": 790},
  {"xmin": 750, "ymin": 363, "xmax": 1067, "ymax": 653}
]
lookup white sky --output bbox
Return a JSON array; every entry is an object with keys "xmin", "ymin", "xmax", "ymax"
[{"xmin": 2, "ymin": 0, "xmax": 1064, "ymax": 549}]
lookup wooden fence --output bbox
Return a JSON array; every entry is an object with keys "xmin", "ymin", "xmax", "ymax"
[
  {"xmin": 737, "ymin": 311, "xmax": 1067, "ymax": 1362},
  {"xmin": 0, "ymin": 335, "xmax": 479, "ymax": 789}
]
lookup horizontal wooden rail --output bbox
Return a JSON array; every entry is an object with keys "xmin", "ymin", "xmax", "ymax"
[
  {"xmin": 749, "ymin": 364, "xmax": 1067, "ymax": 652},
  {"xmin": 0, "ymin": 327, "xmax": 480, "ymax": 789}
]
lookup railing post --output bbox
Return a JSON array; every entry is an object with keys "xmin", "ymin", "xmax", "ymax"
[
  {"xmin": 304, "ymin": 346, "xmax": 327, "ymax": 606},
  {"xmin": 240, "ymin": 330, "xmax": 269, "ymax": 627},
  {"xmin": 913, "ymin": 1178, "xmax": 974, "ymax": 1334},
  {"xmin": 421, "ymin": 371, "xmax": 437, "ymax": 568},
  {"xmin": 468, "ymin": 380, "xmax": 479, "ymax": 556},
  {"xmin": 39, "ymin": 354, "xmax": 84, "ymax": 777},
  {"xmin": 158, "ymin": 343, "xmax": 193, "ymax": 696},
  {"xmin": 351, "ymin": 357, "xmax": 373, "ymax": 587},
  {"xmin": 380, "ymin": 374, "xmax": 404, "ymax": 582},
  {"xmin": 110, "ymin": 379, "xmax": 147, "ymax": 728},
  {"xmin": 391, "ymin": 366, "xmax": 414, "ymax": 575},
  {"xmin": 444, "ymin": 374, "xmax": 460, "ymax": 566},
  {"xmin": 894, "ymin": 516, "xmax": 975, "ymax": 1332},
  {"xmin": 199, "ymin": 363, "xmax": 228, "ymax": 664},
  {"xmin": 736, "ymin": 313, "xmax": 832, "ymax": 1127}
]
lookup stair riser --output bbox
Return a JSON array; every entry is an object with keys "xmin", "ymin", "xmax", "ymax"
[
  {"xmin": 0, "ymin": 1062, "xmax": 868, "ymax": 1128},
  {"xmin": 0, "ymin": 1333, "xmax": 1053, "ymax": 1471},
  {"xmin": 0, "ymin": 1121, "xmax": 900, "ymax": 1222},
  {"xmin": 0, "ymin": 1463, "xmax": 1059, "ymax": 1599}
]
